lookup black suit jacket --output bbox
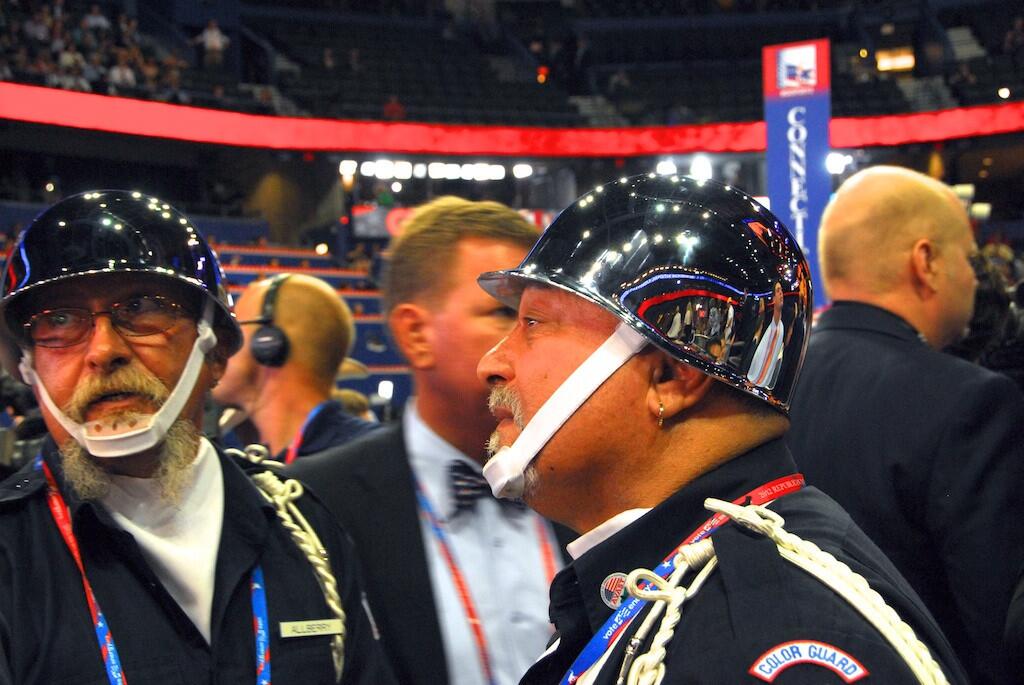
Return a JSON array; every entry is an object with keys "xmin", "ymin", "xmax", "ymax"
[
  {"xmin": 786, "ymin": 301, "xmax": 1024, "ymax": 685},
  {"xmin": 286, "ymin": 422, "xmax": 574, "ymax": 685}
]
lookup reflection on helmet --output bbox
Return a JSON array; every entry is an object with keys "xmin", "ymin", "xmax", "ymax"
[
  {"xmin": 0, "ymin": 190, "xmax": 241, "ymax": 378},
  {"xmin": 479, "ymin": 174, "xmax": 812, "ymax": 412}
]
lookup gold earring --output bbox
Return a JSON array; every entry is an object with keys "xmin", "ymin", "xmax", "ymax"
[{"xmin": 657, "ymin": 401, "xmax": 665, "ymax": 428}]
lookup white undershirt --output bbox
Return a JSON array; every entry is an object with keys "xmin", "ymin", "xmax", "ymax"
[
  {"xmin": 566, "ymin": 508, "xmax": 651, "ymax": 560},
  {"xmin": 100, "ymin": 438, "xmax": 225, "ymax": 643}
]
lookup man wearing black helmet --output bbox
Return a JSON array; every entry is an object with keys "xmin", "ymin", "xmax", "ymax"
[
  {"xmin": 476, "ymin": 175, "xmax": 966, "ymax": 684},
  {"xmin": 0, "ymin": 191, "xmax": 395, "ymax": 685}
]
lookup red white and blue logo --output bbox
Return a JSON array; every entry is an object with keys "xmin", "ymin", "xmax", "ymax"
[
  {"xmin": 600, "ymin": 572, "xmax": 628, "ymax": 609},
  {"xmin": 762, "ymin": 39, "xmax": 830, "ymax": 100},
  {"xmin": 777, "ymin": 44, "xmax": 818, "ymax": 92}
]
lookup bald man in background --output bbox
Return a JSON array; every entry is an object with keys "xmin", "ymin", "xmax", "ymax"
[
  {"xmin": 787, "ymin": 166, "xmax": 1024, "ymax": 684},
  {"xmin": 214, "ymin": 273, "xmax": 378, "ymax": 462}
]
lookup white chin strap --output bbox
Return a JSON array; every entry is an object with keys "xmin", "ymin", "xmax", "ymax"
[
  {"xmin": 19, "ymin": 302, "xmax": 218, "ymax": 458},
  {"xmin": 483, "ymin": 321, "xmax": 648, "ymax": 499}
]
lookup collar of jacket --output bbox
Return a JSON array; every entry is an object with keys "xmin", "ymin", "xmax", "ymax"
[{"xmin": 815, "ymin": 301, "xmax": 929, "ymax": 346}]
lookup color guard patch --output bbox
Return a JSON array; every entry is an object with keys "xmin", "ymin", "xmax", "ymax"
[
  {"xmin": 749, "ymin": 640, "xmax": 869, "ymax": 682},
  {"xmin": 600, "ymin": 572, "xmax": 628, "ymax": 609}
]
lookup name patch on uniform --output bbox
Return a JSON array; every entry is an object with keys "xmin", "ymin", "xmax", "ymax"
[
  {"xmin": 749, "ymin": 640, "xmax": 869, "ymax": 682},
  {"xmin": 280, "ymin": 619, "xmax": 344, "ymax": 638},
  {"xmin": 600, "ymin": 572, "xmax": 628, "ymax": 609}
]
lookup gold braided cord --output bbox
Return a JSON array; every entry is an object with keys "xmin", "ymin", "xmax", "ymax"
[
  {"xmin": 228, "ymin": 445, "xmax": 346, "ymax": 683},
  {"xmin": 615, "ymin": 499, "xmax": 950, "ymax": 685}
]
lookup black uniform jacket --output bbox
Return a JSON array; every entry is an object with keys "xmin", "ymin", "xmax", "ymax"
[
  {"xmin": 787, "ymin": 301, "xmax": 1024, "ymax": 684},
  {"xmin": 522, "ymin": 439, "xmax": 968, "ymax": 685},
  {"xmin": 286, "ymin": 421, "xmax": 575, "ymax": 685},
  {"xmin": 0, "ymin": 439, "xmax": 396, "ymax": 685}
]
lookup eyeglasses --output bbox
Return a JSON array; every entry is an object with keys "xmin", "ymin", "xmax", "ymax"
[{"xmin": 24, "ymin": 295, "xmax": 188, "ymax": 348}]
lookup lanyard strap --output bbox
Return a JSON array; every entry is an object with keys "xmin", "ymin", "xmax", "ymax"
[
  {"xmin": 414, "ymin": 476, "xmax": 561, "ymax": 685},
  {"xmin": 37, "ymin": 456, "xmax": 273, "ymax": 685},
  {"xmin": 414, "ymin": 479, "xmax": 497, "ymax": 685},
  {"xmin": 284, "ymin": 402, "xmax": 331, "ymax": 465},
  {"xmin": 560, "ymin": 473, "xmax": 805, "ymax": 685},
  {"xmin": 252, "ymin": 566, "xmax": 272, "ymax": 685}
]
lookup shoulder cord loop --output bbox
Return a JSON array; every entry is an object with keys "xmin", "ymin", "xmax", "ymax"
[
  {"xmin": 227, "ymin": 444, "xmax": 346, "ymax": 683},
  {"xmin": 616, "ymin": 498, "xmax": 950, "ymax": 685}
]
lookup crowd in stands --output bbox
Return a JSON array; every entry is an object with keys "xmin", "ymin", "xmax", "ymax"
[{"xmin": 0, "ymin": 1, "xmax": 194, "ymax": 102}]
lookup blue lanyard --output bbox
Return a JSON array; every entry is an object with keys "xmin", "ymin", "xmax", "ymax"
[
  {"xmin": 37, "ymin": 454, "xmax": 275, "ymax": 685},
  {"xmin": 284, "ymin": 401, "xmax": 331, "ymax": 464},
  {"xmin": 560, "ymin": 474, "xmax": 805, "ymax": 684},
  {"xmin": 252, "ymin": 566, "xmax": 272, "ymax": 685}
]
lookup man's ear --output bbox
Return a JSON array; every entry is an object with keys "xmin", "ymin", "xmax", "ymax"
[
  {"xmin": 388, "ymin": 303, "xmax": 435, "ymax": 369},
  {"xmin": 206, "ymin": 345, "xmax": 229, "ymax": 385},
  {"xmin": 645, "ymin": 353, "xmax": 715, "ymax": 425},
  {"xmin": 910, "ymin": 237, "xmax": 941, "ymax": 294}
]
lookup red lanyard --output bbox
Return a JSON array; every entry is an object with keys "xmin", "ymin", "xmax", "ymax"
[
  {"xmin": 414, "ymin": 478, "xmax": 559, "ymax": 685},
  {"xmin": 38, "ymin": 457, "xmax": 273, "ymax": 685},
  {"xmin": 283, "ymin": 402, "xmax": 330, "ymax": 465},
  {"xmin": 40, "ymin": 459, "xmax": 128, "ymax": 685}
]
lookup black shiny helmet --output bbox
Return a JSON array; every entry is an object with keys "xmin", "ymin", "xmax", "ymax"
[
  {"xmin": 479, "ymin": 174, "xmax": 812, "ymax": 412},
  {"xmin": 0, "ymin": 190, "xmax": 242, "ymax": 378}
]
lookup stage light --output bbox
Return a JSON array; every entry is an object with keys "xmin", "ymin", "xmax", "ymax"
[
  {"xmin": 689, "ymin": 155, "xmax": 712, "ymax": 181},
  {"xmin": 655, "ymin": 159, "xmax": 677, "ymax": 175},
  {"xmin": 512, "ymin": 163, "xmax": 533, "ymax": 178},
  {"xmin": 825, "ymin": 152, "xmax": 853, "ymax": 175}
]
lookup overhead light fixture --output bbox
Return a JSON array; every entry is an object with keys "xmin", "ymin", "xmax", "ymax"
[
  {"xmin": 339, "ymin": 159, "xmax": 358, "ymax": 176},
  {"xmin": 394, "ymin": 161, "xmax": 413, "ymax": 180},
  {"xmin": 374, "ymin": 159, "xmax": 395, "ymax": 180},
  {"xmin": 825, "ymin": 152, "xmax": 853, "ymax": 175},
  {"xmin": 689, "ymin": 155, "xmax": 713, "ymax": 182},
  {"xmin": 655, "ymin": 159, "xmax": 677, "ymax": 176},
  {"xmin": 428, "ymin": 162, "xmax": 446, "ymax": 179},
  {"xmin": 512, "ymin": 163, "xmax": 533, "ymax": 179}
]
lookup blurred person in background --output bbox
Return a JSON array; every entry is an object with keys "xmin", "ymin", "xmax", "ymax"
[
  {"xmin": 332, "ymin": 387, "xmax": 378, "ymax": 423},
  {"xmin": 787, "ymin": 165, "xmax": 1024, "ymax": 685},
  {"xmin": 213, "ymin": 273, "xmax": 378, "ymax": 463},
  {"xmin": 288, "ymin": 197, "xmax": 571, "ymax": 685}
]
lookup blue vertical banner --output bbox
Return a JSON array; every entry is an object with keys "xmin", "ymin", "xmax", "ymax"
[{"xmin": 763, "ymin": 39, "xmax": 831, "ymax": 308}]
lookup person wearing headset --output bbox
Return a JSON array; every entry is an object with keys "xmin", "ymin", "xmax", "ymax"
[
  {"xmin": 0, "ymin": 191, "xmax": 395, "ymax": 685},
  {"xmin": 213, "ymin": 273, "xmax": 378, "ymax": 463}
]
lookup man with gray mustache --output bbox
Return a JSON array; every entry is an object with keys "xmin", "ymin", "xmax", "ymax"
[
  {"xmin": 476, "ymin": 175, "xmax": 966, "ymax": 684},
  {"xmin": 0, "ymin": 191, "xmax": 395, "ymax": 685}
]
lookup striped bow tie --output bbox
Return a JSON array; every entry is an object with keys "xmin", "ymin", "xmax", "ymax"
[{"xmin": 448, "ymin": 460, "xmax": 524, "ymax": 517}]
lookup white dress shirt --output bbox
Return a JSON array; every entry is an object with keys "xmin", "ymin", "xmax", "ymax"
[
  {"xmin": 404, "ymin": 401, "xmax": 560, "ymax": 685},
  {"xmin": 101, "ymin": 438, "xmax": 224, "ymax": 643}
]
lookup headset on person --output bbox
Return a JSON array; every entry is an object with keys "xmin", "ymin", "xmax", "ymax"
[{"xmin": 251, "ymin": 273, "xmax": 292, "ymax": 367}]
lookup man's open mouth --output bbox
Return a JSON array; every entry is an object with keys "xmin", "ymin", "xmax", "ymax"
[{"xmin": 90, "ymin": 391, "xmax": 142, "ymax": 406}]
